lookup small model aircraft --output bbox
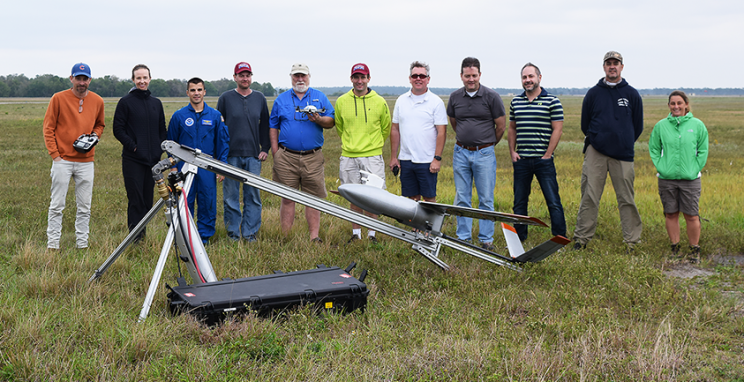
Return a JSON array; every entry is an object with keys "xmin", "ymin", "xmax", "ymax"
[{"xmin": 295, "ymin": 105, "xmax": 326, "ymax": 115}]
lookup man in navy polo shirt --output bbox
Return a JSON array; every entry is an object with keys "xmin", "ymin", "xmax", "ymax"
[
  {"xmin": 447, "ymin": 57, "xmax": 506, "ymax": 250},
  {"xmin": 167, "ymin": 77, "xmax": 230, "ymax": 245},
  {"xmin": 508, "ymin": 63, "xmax": 566, "ymax": 242},
  {"xmin": 269, "ymin": 63, "xmax": 335, "ymax": 242}
]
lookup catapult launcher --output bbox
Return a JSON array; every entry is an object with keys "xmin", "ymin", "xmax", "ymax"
[{"xmin": 90, "ymin": 141, "xmax": 569, "ymax": 321}]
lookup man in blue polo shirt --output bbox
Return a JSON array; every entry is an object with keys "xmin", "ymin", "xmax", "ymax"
[
  {"xmin": 269, "ymin": 63, "xmax": 335, "ymax": 242},
  {"xmin": 508, "ymin": 63, "xmax": 566, "ymax": 242},
  {"xmin": 167, "ymin": 77, "xmax": 230, "ymax": 245}
]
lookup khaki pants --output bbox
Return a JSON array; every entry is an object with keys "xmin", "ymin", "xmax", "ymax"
[{"xmin": 574, "ymin": 145, "xmax": 642, "ymax": 245}]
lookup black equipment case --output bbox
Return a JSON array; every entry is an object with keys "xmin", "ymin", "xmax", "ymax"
[{"xmin": 167, "ymin": 264, "xmax": 369, "ymax": 324}]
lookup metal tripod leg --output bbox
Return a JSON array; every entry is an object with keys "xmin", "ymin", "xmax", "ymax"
[
  {"xmin": 88, "ymin": 198, "xmax": 165, "ymax": 283},
  {"xmin": 137, "ymin": 168, "xmax": 201, "ymax": 322},
  {"xmin": 138, "ymin": 224, "xmax": 176, "ymax": 322}
]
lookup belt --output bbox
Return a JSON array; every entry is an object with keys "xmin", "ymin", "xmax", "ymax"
[
  {"xmin": 279, "ymin": 144, "xmax": 321, "ymax": 155},
  {"xmin": 456, "ymin": 141, "xmax": 495, "ymax": 151}
]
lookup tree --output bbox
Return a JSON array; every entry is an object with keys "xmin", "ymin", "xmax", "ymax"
[
  {"xmin": 148, "ymin": 79, "xmax": 169, "ymax": 98},
  {"xmin": 0, "ymin": 80, "xmax": 10, "ymax": 97}
]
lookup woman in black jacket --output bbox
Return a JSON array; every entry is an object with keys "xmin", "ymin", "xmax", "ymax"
[{"xmin": 113, "ymin": 64, "xmax": 167, "ymax": 242}]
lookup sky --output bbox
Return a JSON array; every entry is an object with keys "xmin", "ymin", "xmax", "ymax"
[{"xmin": 3, "ymin": 0, "xmax": 742, "ymax": 90}]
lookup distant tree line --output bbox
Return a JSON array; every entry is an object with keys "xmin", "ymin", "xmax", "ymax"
[
  {"xmin": 316, "ymin": 86, "xmax": 744, "ymax": 97},
  {"xmin": 0, "ymin": 74, "xmax": 276, "ymax": 98},
  {"xmin": 1, "ymin": 74, "xmax": 742, "ymax": 98}
]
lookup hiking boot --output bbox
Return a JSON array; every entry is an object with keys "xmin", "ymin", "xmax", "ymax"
[
  {"xmin": 572, "ymin": 242, "xmax": 586, "ymax": 250},
  {"xmin": 480, "ymin": 242, "xmax": 495, "ymax": 251},
  {"xmin": 688, "ymin": 245, "xmax": 701, "ymax": 263},
  {"xmin": 347, "ymin": 234, "xmax": 361, "ymax": 244},
  {"xmin": 670, "ymin": 242, "xmax": 681, "ymax": 256}
]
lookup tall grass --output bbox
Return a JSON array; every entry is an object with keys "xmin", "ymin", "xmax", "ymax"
[{"xmin": 0, "ymin": 95, "xmax": 742, "ymax": 381}]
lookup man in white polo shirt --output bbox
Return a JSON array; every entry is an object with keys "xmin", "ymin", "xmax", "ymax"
[{"xmin": 389, "ymin": 61, "xmax": 447, "ymax": 202}]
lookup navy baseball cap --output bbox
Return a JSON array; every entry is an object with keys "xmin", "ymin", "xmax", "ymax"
[{"xmin": 71, "ymin": 63, "xmax": 91, "ymax": 78}]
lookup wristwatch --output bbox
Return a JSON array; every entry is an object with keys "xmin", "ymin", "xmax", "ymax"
[{"xmin": 433, "ymin": 155, "xmax": 442, "ymax": 161}]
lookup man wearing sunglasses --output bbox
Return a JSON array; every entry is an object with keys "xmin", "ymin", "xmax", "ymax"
[
  {"xmin": 43, "ymin": 62, "xmax": 105, "ymax": 250},
  {"xmin": 269, "ymin": 63, "xmax": 335, "ymax": 243},
  {"xmin": 447, "ymin": 57, "xmax": 506, "ymax": 251},
  {"xmin": 334, "ymin": 63, "xmax": 392, "ymax": 244},
  {"xmin": 389, "ymin": 61, "xmax": 447, "ymax": 204}
]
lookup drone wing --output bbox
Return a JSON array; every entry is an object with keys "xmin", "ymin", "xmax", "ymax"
[{"xmin": 418, "ymin": 201, "xmax": 548, "ymax": 227}]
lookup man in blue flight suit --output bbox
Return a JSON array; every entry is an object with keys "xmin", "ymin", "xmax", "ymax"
[{"xmin": 167, "ymin": 77, "xmax": 230, "ymax": 245}]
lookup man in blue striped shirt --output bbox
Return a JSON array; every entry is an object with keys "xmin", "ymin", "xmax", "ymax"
[{"xmin": 507, "ymin": 63, "xmax": 566, "ymax": 242}]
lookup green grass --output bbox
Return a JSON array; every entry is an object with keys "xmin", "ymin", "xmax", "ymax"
[{"xmin": 0, "ymin": 95, "xmax": 743, "ymax": 381}]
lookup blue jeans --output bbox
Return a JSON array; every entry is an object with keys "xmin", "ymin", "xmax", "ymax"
[
  {"xmin": 512, "ymin": 157, "xmax": 566, "ymax": 241},
  {"xmin": 223, "ymin": 156, "xmax": 262, "ymax": 239},
  {"xmin": 453, "ymin": 144, "xmax": 496, "ymax": 243}
]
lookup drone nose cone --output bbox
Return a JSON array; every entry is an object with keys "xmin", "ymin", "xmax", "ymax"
[
  {"xmin": 337, "ymin": 184, "xmax": 440, "ymax": 231},
  {"xmin": 338, "ymin": 184, "xmax": 418, "ymax": 216}
]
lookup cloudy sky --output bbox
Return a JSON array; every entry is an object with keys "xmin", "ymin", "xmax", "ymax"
[{"xmin": 2, "ymin": 0, "xmax": 740, "ymax": 90}]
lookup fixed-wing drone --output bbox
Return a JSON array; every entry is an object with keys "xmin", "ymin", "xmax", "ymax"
[
  {"xmin": 90, "ymin": 141, "xmax": 569, "ymax": 321},
  {"xmin": 159, "ymin": 141, "xmax": 568, "ymax": 271},
  {"xmin": 294, "ymin": 105, "xmax": 326, "ymax": 116}
]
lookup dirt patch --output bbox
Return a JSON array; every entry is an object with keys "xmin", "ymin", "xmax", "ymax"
[
  {"xmin": 663, "ymin": 263, "xmax": 716, "ymax": 279},
  {"xmin": 663, "ymin": 252, "xmax": 744, "ymax": 279},
  {"xmin": 710, "ymin": 254, "xmax": 744, "ymax": 267}
]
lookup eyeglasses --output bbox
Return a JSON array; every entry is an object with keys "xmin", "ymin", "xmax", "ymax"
[
  {"xmin": 78, "ymin": 99, "xmax": 84, "ymax": 113},
  {"xmin": 410, "ymin": 74, "xmax": 429, "ymax": 79}
]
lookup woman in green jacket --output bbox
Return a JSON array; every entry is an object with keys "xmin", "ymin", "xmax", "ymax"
[{"xmin": 649, "ymin": 90, "xmax": 709, "ymax": 261}]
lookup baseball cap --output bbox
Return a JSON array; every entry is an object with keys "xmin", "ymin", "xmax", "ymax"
[
  {"xmin": 290, "ymin": 63, "xmax": 310, "ymax": 75},
  {"xmin": 351, "ymin": 63, "xmax": 370, "ymax": 76},
  {"xmin": 603, "ymin": 51, "xmax": 623, "ymax": 63},
  {"xmin": 234, "ymin": 62, "xmax": 252, "ymax": 74},
  {"xmin": 71, "ymin": 63, "xmax": 91, "ymax": 78}
]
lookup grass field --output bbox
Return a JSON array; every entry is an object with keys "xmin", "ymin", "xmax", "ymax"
[{"xmin": 0, "ymin": 94, "xmax": 743, "ymax": 381}]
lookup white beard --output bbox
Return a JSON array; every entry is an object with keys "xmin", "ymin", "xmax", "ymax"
[{"xmin": 293, "ymin": 83, "xmax": 308, "ymax": 93}]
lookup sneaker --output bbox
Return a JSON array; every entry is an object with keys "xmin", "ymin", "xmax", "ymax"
[
  {"xmin": 244, "ymin": 235, "xmax": 257, "ymax": 243},
  {"xmin": 311, "ymin": 237, "xmax": 323, "ymax": 244},
  {"xmin": 572, "ymin": 242, "xmax": 586, "ymax": 250},
  {"xmin": 368, "ymin": 235, "xmax": 379, "ymax": 244},
  {"xmin": 347, "ymin": 234, "xmax": 361, "ymax": 244},
  {"xmin": 480, "ymin": 242, "xmax": 494, "ymax": 251}
]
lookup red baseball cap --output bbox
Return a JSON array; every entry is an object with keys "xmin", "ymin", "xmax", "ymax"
[
  {"xmin": 234, "ymin": 62, "xmax": 252, "ymax": 74},
  {"xmin": 351, "ymin": 63, "xmax": 370, "ymax": 76}
]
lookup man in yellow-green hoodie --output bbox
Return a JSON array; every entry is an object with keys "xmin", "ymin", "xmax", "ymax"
[{"xmin": 334, "ymin": 63, "xmax": 392, "ymax": 244}]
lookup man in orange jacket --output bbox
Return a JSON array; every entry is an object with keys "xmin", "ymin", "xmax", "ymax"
[{"xmin": 43, "ymin": 63, "xmax": 105, "ymax": 250}]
